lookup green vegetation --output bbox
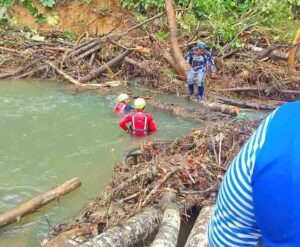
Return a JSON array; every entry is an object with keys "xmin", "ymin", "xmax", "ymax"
[{"xmin": 121, "ymin": 0, "xmax": 300, "ymax": 48}]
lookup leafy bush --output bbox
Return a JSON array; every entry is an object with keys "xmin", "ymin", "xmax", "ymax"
[{"xmin": 120, "ymin": 0, "xmax": 300, "ymax": 45}]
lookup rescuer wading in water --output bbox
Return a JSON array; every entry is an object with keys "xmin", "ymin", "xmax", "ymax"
[
  {"xmin": 113, "ymin": 94, "xmax": 134, "ymax": 115},
  {"xmin": 119, "ymin": 98, "xmax": 158, "ymax": 137}
]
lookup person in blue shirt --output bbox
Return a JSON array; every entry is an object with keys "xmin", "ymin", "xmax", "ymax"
[
  {"xmin": 208, "ymin": 101, "xmax": 300, "ymax": 247},
  {"xmin": 186, "ymin": 43, "xmax": 217, "ymax": 100}
]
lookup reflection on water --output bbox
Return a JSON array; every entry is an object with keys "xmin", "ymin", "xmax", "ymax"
[{"xmin": 0, "ymin": 80, "xmax": 197, "ymax": 247}]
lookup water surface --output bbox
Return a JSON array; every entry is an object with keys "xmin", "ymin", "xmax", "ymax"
[{"xmin": 0, "ymin": 80, "xmax": 197, "ymax": 247}]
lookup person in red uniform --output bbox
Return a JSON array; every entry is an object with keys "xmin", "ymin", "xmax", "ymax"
[
  {"xmin": 114, "ymin": 93, "xmax": 134, "ymax": 115},
  {"xmin": 119, "ymin": 98, "xmax": 158, "ymax": 137}
]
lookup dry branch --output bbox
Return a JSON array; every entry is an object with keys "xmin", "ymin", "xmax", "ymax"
[
  {"xmin": 0, "ymin": 177, "xmax": 81, "ymax": 228},
  {"xmin": 79, "ymin": 50, "xmax": 132, "ymax": 82}
]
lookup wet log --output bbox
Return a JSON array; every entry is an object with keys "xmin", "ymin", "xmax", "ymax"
[
  {"xmin": 216, "ymin": 96, "xmax": 276, "ymax": 110},
  {"xmin": 79, "ymin": 207, "xmax": 162, "ymax": 247},
  {"xmin": 184, "ymin": 205, "xmax": 215, "ymax": 247},
  {"xmin": 0, "ymin": 177, "xmax": 81, "ymax": 228},
  {"xmin": 79, "ymin": 50, "xmax": 132, "ymax": 83},
  {"xmin": 164, "ymin": 0, "xmax": 187, "ymax": 79},
  {"xmin": 288, "ymin": 28, "xmax": 300, "ymax": 72},
  {"xmin": 150, "ymin": 192, "xmax": 180, "ymax": 247},
  {"xmin": 196, "ymin": 101, "xmax": 239, "ymax": 116}
]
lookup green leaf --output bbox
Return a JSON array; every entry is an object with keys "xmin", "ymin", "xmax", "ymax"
[{"xmin": 39, "ymin": 0, "xmax": 55, "ymax": 8}]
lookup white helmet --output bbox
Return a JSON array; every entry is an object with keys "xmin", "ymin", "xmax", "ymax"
[{"xmin": 117, "ymin": 94, "xmax": 129, "ymax": 102}]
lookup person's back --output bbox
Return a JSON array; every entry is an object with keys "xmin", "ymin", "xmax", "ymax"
[
  {"xmin": 208, "ymin": 101, "xmax": 300, "ymax": 247},
  {"xmin": 119, "ymin": 98, "xmax": 158, "ymax": 137}
]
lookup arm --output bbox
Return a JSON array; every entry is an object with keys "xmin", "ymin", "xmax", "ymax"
[
  {"xmin": 205, "ymin": 51, "xmax": 217, "ymax": 74},
  {"xmin": 119, "ymin": 113, "xmax": 132, "ymax": 132},
  {"xmin": 185, "ymin": 50, "xmax": 193, "ymax": 65},
  {"xmin": 124, "ymin": 104, "xmax": 134, "ymax": 113},
  {"xmin": 147, "ymin": 113, "xmax": 158, "ymax": 133}
]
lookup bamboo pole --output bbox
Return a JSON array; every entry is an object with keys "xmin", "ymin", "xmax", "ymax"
[
  {"xmin": 80, "ymin": 208, "xmax": 162, "ymax": 247},
  {"xmin": 0, "ymin": 177, "xmax": 81, "ymax": 228},
  {"xmin": 184, "ymin": 205, "xmax": 215, "ymax": 247}
]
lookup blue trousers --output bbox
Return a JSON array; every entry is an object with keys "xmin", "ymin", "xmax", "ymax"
[{"xmin": 187, "ymin": 67, "xmax": 206, "ymax": 86}]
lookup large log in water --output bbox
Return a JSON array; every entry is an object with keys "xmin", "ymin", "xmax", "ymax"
[
  {"xmin": 80, "ymin": 208, "xmax": 162, "ymax": 247},
  {"xmin": 0, "ymin": 177, "xmax": 81, "ymax": 228},
  {"xmin": 184, "ymin": 205, "xmax": 215, "ymax": 247},
  {"xmin": 150, "ymin": 192, "xmax": 181, "ymax": 247}
]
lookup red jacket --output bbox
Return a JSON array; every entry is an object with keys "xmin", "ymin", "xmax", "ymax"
[
  {"xmin": 119, "ymin": 110, "xmax": 158, "ymax": 137},
  {"xmin": 114, "ymin": 102, "xmax": 126, "ymax": 115}
]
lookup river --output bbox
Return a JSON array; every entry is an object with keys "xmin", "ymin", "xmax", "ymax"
[{"xmin": 0, "ymin": 80, "xmax": 198, "ymax": 247}]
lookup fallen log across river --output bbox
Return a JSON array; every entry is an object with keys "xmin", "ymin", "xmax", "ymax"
[
  {"xmin": 0, "ymin": 177, "xmax": 81, "ymax": 228},
  {"xmin": 147, "ymin": 100, "xmax": 237, "ymax": 124}
]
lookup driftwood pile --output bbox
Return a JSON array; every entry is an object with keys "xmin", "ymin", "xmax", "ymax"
[
  {"xmin": 42, "ymin": 121, "xmax": 258, "ymax": 246},
  {"xmin": 213, "ymin": 39, "xmax": 300, "ymax": 103}
]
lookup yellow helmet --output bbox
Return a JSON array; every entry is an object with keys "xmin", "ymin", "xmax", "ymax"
[
  {"xmin": 134, "ymin": 98, "xmax": 146, "ymax": 109},
  {"xmin": 117, "ymin": 94, "xmax": 129, "ymax": 102}
]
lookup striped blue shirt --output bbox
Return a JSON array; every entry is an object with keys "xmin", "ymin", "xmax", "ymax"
[{"xmin": 208, "ymin": 101, "xmax": 300, "ymax": 247}]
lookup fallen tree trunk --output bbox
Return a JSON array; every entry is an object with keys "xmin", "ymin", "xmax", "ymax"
[
  {"xmin": 0, "ymin": 177, "xmax": 81, "ymax": 228},
  {"xmin": 196, "ymin": 101, "xmax": 239, "ymax": 116},
  {"xmin": 150, "ymin": 192, "xmax": 180, "ymax": 247},
  {"xmin": 79, "ymin": 50, "xmax": 132, "ymax": 83},
  {"xmin": 184, "ymin": 205, "xmax": 215, "ymax": 247},
  {"xmin": 164, "ymin": 0, "xmax": 187, "ymax": 79},
  {"xmin": 72, "ymin": 39, "xmax": 100, "ymax": 57},
  {"xmin": 79, "ymin": 208, "xmax": 162, "ymax": 247},
  {"xmin": 216, "ymin": 96, "xmax": 277, "ymax": 110},
  {"xmin": 76, "ymin": 45, "xmax": 101, "ymax": 60}
]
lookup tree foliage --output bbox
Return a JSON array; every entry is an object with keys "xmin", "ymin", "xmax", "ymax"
[{"xmin": 121, "ymin": 0, "xmax": 300, "ymax": 46}]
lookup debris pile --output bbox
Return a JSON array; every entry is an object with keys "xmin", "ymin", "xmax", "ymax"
[{"xmin": 43, "ymin": 120, "xmax": 258, "ymax": 244}]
